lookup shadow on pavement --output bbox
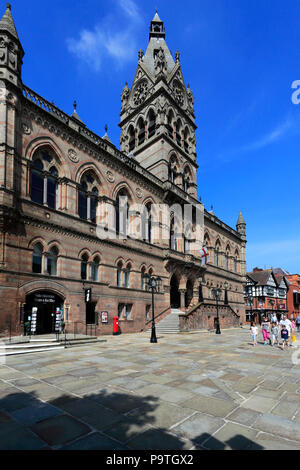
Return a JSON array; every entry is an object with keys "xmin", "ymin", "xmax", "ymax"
[{"xmin": 0, "ymin": 387, "xmax": 265, "ymax": 450}]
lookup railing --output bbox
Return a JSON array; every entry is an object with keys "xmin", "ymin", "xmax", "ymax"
[
  {"xmin": 141, "ymin": 306, "xmax": 171, "ymax": 331},
  {"xmin": 22, "ymin": 85, "xmax": 70, "ymax": 124},
  {"xmin": 22, "ymin": 85, "xmax": 108, "ymax": 152},
  {"xmin": 183, "ymin": 302, "xmax": 240, "ymax": 319},
  {"xmin": 72, "ymin": 321, "xmax": 97, "ymax": 340}
]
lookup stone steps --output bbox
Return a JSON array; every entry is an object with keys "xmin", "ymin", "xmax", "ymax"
[
  {"xmin": 0, "ymin": 335, "xmax": 104, "ymax": 356},
  {"xmin": 155, "ymin": 309, "xmax": 184, "ymax": 334}
]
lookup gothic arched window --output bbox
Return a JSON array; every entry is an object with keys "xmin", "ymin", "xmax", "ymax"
[
  {"xmin": 32, "ymin": 243, "xmax": 43, "ymax": 274},
  {"xmin": 183, "ymin": 127, "xmax": 189, "ymax": 153},
  {"xmin": 167, "ymin": 110, "xmax": 174, "ymax": 139},
  {"xmin": 148, "ymin": 109, "xmax": 156, "ymax": 138},
  {"xmin": 47, "ymin": 246, "xmax": 59, "ymax": 276},
  {"xmin": 225, "ymin": 247, "xmax": 230, "ymax": 271},
  {"xmin": 81, "ymin": 254, "xmax": 89, "ymax": 280},
  {"xmin": 137, "ymin": 117, "xmax": 145, "ymax": 146},
  {"xmin": 169, "ymin": 156, "xmax": 177, "ymax": 183},
  {"xmin": 116, "ymin": 189, "xmax": 130, "ymax": 237},
  {"xmin": 91, "ymin": 256, "xmax": 100, "ymax": 282},
  {"xmin": 117, "ymin": 261, "xmax": 123, "ymax": 287},
  {"xmin": 170, "ymin": 217, "xmax": 178, "ymax": 251},
  {"xmin": 142, "ymin": 203, "xmax": 152, "ymax": 243},
  {"xmin": 214, "ymin": 242, "xmax": 220, "ymax": 267},
  {"xmin": 176, "ymin": 120, "xmax": 182, "ymax": 147},
  {"xmin": 124, "ymin": 263, "xmax": 131, "ymax": 288},
  {"xmin": 182, "ymin": 166, "xmax": 191, "ymax": 193},
  {"xmin": 78, "ymin": 172, "xmax": 99, "ymax": 223},
  {"xmin": 31, "ymin": 150, "xmax": 59, "ymax": 209},
  {"xmin": 128, "ymin": 125, "xmax": 135, "ymax": 152}
]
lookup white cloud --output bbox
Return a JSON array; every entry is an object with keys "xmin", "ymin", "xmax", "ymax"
[
  {"xmin": 67, "ymin": 0, "xmax": 143, "ymax": 72},
  {"xmin": 240, "ymin": 119, "xmax": 292, "ymax": 153}
]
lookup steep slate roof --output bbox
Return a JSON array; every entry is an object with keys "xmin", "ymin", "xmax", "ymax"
[
  {"xmin": 247, "ymin": 270, "xmax": 273, "ymax": 286},
  {"xmin": 0, "ymin": 3, "xmax": 19, "ymax": 40},
  {"xmin": 247, "ymin": 269, "xmax": 289, "ymax": 289}
]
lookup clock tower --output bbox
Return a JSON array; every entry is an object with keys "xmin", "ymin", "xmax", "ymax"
[{"xmin": 119, "ymin": 13, "xmax": 198, "ymax": 197}]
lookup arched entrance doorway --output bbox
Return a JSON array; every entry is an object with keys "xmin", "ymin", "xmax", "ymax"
[
  {"xmin": 170, "ymin": 274, "xmax": 180, "ymax": 308},
  {"xmin": 24, "ymin": 291, "xmax": 65, "ymax": 335},
  {"xmin": 185, "ymin": 279, "xmax": 194, "ymax": 309}
]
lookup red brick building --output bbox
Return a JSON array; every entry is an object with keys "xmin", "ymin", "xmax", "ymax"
[
  {"xmin": 286, "ymin": 274, "xmax": 300, "ymax": 320},
  {"xmin": 0, "ymin": 6, "xmax": 247, "ymax": 337}
]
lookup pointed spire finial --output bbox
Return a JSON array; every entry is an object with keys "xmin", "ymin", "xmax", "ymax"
[
  {"xmin": 73, "ymin": 100, "xmax": 77, "ymax": 112},
  {"xmin": 0, "ymin": 1, "xmax": 20, "ymax": 40},
  {"xmin": 105, "ymin": 124, "xmax": 108, "ymax": 135}
]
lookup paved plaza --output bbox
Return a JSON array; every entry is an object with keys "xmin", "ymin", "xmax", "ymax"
[{"xmin": 0, "ymin": 327, "xmax": 300, "ymax": 450}]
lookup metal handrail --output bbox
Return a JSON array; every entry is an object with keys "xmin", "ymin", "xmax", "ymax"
[{"xmin": 142, "ymin": 306, "xmax": 171, "ymax": 330}]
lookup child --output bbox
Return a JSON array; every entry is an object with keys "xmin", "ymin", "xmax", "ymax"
[
  {"xmin": 261, "ymin": 317, "xmax": 271, "ymax": 345},
  {"xmin": 250, "ymin": 322, "xmax": 258, "ymax": 346},
  {"xmin": 270, "ymin": 322, "xmax": 279, "ymax": 347},
  {"xmin": 281, "ymin": 325, "xmax": 289, "ymax": 350}
]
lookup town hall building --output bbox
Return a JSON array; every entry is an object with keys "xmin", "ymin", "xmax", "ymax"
[{"xmin": 0, "ymin": 4, "xmax": 246, "ymax": 336}]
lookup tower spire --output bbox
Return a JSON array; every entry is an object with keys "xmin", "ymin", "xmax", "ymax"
[
  {"xmin": 149, "ymin": 11, "xmax": 165, "ymax": 40},
  {"xmin": 0, "ymin": 3, "xmax": 19, "ymax": 40}
]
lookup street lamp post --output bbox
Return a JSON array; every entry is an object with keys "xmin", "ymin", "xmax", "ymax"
[
  {"xmin": 269, "ymin": 299, "xmax": 275, "ymax": 321},
  {"xmin": 212, "ymin": 287, "xmax": 222, "ymax": 335},
  {"xmin": 143, "ymin": 274, "xmax": 162, "ymax": 344},
  {"xmin": 248, "ymin": 295, "xmax": 254, "ymax": 322},
  {"xmin": 224, "ymin": 281, "xmax": 229, "ymax": 305},
  {"xmin": 199, "ymin": 275, "xmax": 204, "ymax": 303}
]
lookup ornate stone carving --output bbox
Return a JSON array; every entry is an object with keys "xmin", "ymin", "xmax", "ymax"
[
  {"xmin": 187, "ymin": 84, "xmax": 194, "ymax": 112},
  {"xmin": 154, "ymin": 47, "xmax": 167, "ymax": 77},
  {"xmin": 136, "ymin": 187, "xmax": 143, "ymax": 199},
  {"xmin": 121, "ymin": 82, "xmax": 130, "ymax": 112},
  {"xmin": 21, "ymin": 122, "xmax": 31, "ymax": 135},
  {"xmin": 68, "ymin": 148, "xmax": 79, "ymax": 163},
  {"xmin": 106, "ymin": 171, "xmax": 115, "ymax": 183},
  {"xmin": 172, "ymin": 81, "xmax": 184, "ymax": 107},
  {"xmin": 133, "ymin": 80, "xmax": 148, "ymax": 106}
]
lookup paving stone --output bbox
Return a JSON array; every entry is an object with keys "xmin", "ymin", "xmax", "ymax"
[
  {"xmin": 61, "ymin": 432, "xmax": 129, "ymax": 450},
  {"xmin": 202, "ymin": 423, "xmax": 261, "ymax": 450},
  {"xmin": 0, "ymin": 424, "xmax": 45, "ymax": 450},
  {"xmin": 126, "ymin": 428, "xmax": 191, "ymax": 450},
  {"xmin": 220, "ymin": 373, "xmax": 244, "ymax": 382},
  {"xmin": 254, "ymin": 387, "xmax": 284, "ymax": 400},
  {"xmin": 171, "ymin": 412, "xmax": 225, "ymax": 445},
  {"xmin": 227, "ymin": 407, "xmax": 262, "ymax": 427},
  {"xmin": 11, "ymin": 402, "xmax": 63, "ymax": 426},
  {"xmin": 181, "ymin": 395, "xmax": 237, "ymax": 417},
  {"xmin": 270, "ymin": 401, "xmax": 299, "ymax": 419},
  {"xmin": 248, "ymin": 432, "xmax": 300, "ymax": 450},
  {"xmin": 128, "ymin": 402, "xmax": 195, "ymax": 429},
  {"xmin": 253, "ymin": 413, "xmax": 300, "ymax": 442},
  {"xmin": 241, "ymin": 396, "xmax": 278, "ymax": 413},
  {"xmin": 31, "ymin": 414, "xmax": 91, "ymax": 446}
]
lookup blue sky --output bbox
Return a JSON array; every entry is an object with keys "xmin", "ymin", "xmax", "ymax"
[{"xmin": 9, "ymin": 0, "xmax": 300, "ymax": 273}]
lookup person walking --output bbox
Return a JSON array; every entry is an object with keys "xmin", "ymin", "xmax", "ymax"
[
  {"xmin": 296, "ymin": 314, "xmax": 300, "ymax": 333},
  {"xmin": 280, "ymin": 315, "xmax": 292, "ymax": 348},
  {"xmin": 250, "ymin": 322, "xmax": 258, "ymax": 347},
  {"xmin": 270, "ymin": 321, "xmax": 280, "ymax": 347},
  {"xmin": 281, "ymin": 325, "xmax": 289, "ymax": 350},
  {"xmin": 261, "ymin": 316, "xmax": 271, "ymax": 345}
]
